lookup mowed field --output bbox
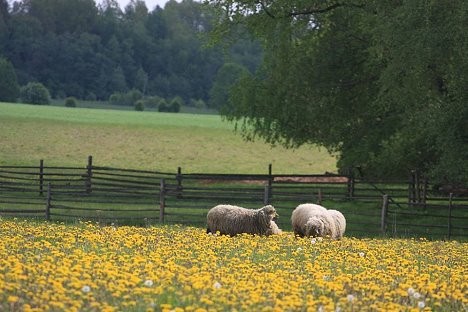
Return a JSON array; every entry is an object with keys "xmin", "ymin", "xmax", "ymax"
[{"xmin": 0, "ymin": 102, "xmax": 336, "ymax": 173}]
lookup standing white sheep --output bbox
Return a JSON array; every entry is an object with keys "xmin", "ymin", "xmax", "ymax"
[
  {"xmin": 206, "ymin": 204, "xmax": 281, "ymax": 236},
  {"xmin": 327, "ymin": 209, "xmax": 346, "ymax": 239},
  {"xmin": 291, "ymin": 203, "xmax": 338, "ymax": 239}
]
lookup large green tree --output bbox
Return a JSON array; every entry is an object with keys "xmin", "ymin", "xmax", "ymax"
[
  {"xmin": 206, "ymin": 0, "xmax": 468, "ymax": 186},
  {"xmin": 0, "ymin": 57, "xmax": 20, "ymax": 102}
]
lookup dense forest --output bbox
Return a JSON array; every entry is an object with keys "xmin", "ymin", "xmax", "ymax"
[{"xmin": 0, "ymin": 0, "xmax": 262, "ymax": 108}]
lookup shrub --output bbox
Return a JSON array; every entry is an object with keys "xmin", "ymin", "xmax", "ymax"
[
  {"xmin": 134, "ymin": 100, "xmax": 145, "ymax": 111},
  {"xmin": 20, "ymin": 82, "xmax": 50, "ymax": 105},
  {"xmin": 109, "ymin": 92, "xmax": 125, "ymax": 106},
  {"xmin": 170, "ymin": 101, "xmax": 181, "ymax": 113},
  {"xmin": 64, "ymin": 97, "xmax": 77, "ymax": 107},
  {"xmin": 169, "ymin": 97, "xmax": 183, "ymax": 113},
  {"xmin": 143, "ymin": 96, "xmax": 162, "ymax": 109},
  {"xmin": 157, "ymin": 99, "xmax": 168, "ymax": 112}
]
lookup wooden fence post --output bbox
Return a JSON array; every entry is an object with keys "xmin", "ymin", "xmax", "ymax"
[
  {"xmin": 448, "ymin": 193, "xmax": 453, "ymax": 239},
  {"xmin": 347, "ymin": 168, "xmax": 355, "ymax": 199},
  {"xmin": 160, "ymin": 179, "xmax": 166, "ymax": 223},
  {"xmin": 267, "ymin": 164, "xmax": 273, "ymax": 204},
  {"xmin": 176, "ymin": 167, "xmax": 183, "ymax": 198},
  {"xmin": 39, "ymin": 159, "xmax": 44, "ymax": 196},
  {"xmin": 86, "ymin": 155, "xmax": 93, "ymax": 193},
  {"xmin": 317, "ymin": 188, "xmax": 322, "ymax": 205},
  {"xmin": 45, "ymin": 182, "xmax": 51, "ymax": 220},
  {"xmin": 422, "ymin": 178, "xmax": 428, "ymax": 208},
  {"xmin": 263, "ymin": 185, "xmax": 270, "ymax": 205},
  {"xmin": 408, "ymin": 170, "xmax": 416, "ymax": 204},
  {"xmin": 381, "ymin": 194, "xmax": 389, "ymax": 234}
]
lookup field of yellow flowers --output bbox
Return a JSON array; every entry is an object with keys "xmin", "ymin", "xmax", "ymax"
[{"xmin": 0, "ymin": 219, "xmax": 466, "ymax": 312}]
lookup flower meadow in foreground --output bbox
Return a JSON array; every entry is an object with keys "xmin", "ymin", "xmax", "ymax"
[{"xmin": 0, "ymin": 219, "xmax": 466, "ymax": 312}]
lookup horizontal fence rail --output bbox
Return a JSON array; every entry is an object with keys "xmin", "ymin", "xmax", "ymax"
[{"xmin": 1, "ymin": 157, "xmax": 467, "ymax": 240}]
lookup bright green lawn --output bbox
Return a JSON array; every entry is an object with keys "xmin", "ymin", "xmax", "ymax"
[{"xmin": 0, "ymin": 102, "xmax": 337, "ymax": 173}]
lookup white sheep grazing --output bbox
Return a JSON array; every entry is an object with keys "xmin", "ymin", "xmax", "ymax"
[
  {"xmin": 206, "ymin": 204, "xmax": 280, "ymax": 236},
  {"xmin": 291, "ymin": 203, "xmax": 337, "ymax": 239},
  {"xmin": 327, "ymin": 209, "xmax": 346, "ymax": 239}
]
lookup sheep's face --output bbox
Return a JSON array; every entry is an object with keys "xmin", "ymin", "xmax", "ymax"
[
  {"xmin": 262, "ymin": 205, "xmax": 278, "ymax": 221},
  {"xmin": 305, "ymin": 217, "xmax": 325, "ymax": 237}
]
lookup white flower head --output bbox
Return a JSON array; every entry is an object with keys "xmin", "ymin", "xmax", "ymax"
[
  {"xmin": 144, "ymin": 279, "xmax": 154, "ymax": 287},
  {"xmin": 317, "ymin": 305, "xmax": 325, "ymax": 312},
  {"xmin": 297, "ymin": 247, "xmax": 303, "ymax": 252},
  {"xmin": 413, "ymin": 292, "xmax": 421, "ymax": 299},
  {"xmin": 81, "ymin": 285, "xmax": 91, "ymax": 293},
  {"xmin": 213, "ymin": 281, "xmax": 222, "ymax": 289},
  {"xmin": 347, "ymin": 294, "xmax": 355, "ymax": 302},
  {"xmin": 311, "ymin": 238, "xmax": 317, "ymax": 244},
  {"xmin": 417, "ymin": 301, "xmax": 425, "ymax": 309},
  {"xmin": 358, "ymin": 252, "xmax": 365, "ymax": 257},
  {"xmin": 407, "ymin": 287, "xmax": 415, "ymax": 296}
]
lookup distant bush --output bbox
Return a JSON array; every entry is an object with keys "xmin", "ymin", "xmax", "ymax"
[
  {"xmin": 169, "ymin": 98, "xmax": 181, "ymax": 113},
  {"xmin": 190, "ymin": 98, "xmax": 206, "ymax": 109},
  {"xmin": 109, "ymin": 89, "xmax": 143, "ymax": 106},
  {"xmin": 143, "ymin": 96, "xmax": 162, "ymax": 109},
  {"xmin": 158, "ymin": 99, "xmax": 168, "ymax": 112},
  {"xmin": 20, "ymin": 82, "xmax": 50, "ymax": 105},
  {"xmin": 65, "ymin": 97, "xmax": 77, "ymax": 107},
  {"xmin": 85, "ymin": 92, "xmax": 97, "ymax": 101},
  {"xmin": 134, "ymin": 100, "xmax": 145, "ymax": 111}
]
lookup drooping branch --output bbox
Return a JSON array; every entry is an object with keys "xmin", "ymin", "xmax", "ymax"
[
  {"xmin": 255, "ymin": 1, "xmax": 364, "ymax": 19},
  {"xmin": 289, "ymin": 3, "xmax": 364, "ymax": 17}
]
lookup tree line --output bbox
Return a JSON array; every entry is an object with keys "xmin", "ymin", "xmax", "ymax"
[{"xmin": 0, "ymin": 0, "xmax": 262, "ymax": 109}]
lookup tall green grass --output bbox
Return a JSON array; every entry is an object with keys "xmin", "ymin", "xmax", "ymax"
[{"xmin": 0, "ymin": 102, "xmax": 337, "ymax": 173}]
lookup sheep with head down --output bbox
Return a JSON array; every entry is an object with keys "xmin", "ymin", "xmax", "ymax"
[
  {"xmin": 327, "ymin": 209, "xmax": 346, "ymax": 239},
  {"xmin": 206, "ymin": 204, "xmax": 281, "ymax": 236},
  {"xmin": 291, "ymin": 203, "xmax": 342, "ymax": 239}
]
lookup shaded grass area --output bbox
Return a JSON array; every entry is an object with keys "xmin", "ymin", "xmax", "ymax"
[{"xmin": 0, "ymin": 102, "xmax": 336, "ymax": 173}]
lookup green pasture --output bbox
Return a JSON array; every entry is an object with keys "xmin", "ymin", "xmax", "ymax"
[{"xmin": 0, "ymin": 102, "xmax": 336, "ymax": 173}]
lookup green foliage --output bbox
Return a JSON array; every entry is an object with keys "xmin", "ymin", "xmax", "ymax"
[
  {"xmin": 108, "ymin": 89, "xmax": 143, "ymax": 106},
  {"xmin": 169, "ymin": 96, "xmax": 183, "ymax": 112},
  {"xmin": 20, "ymin": 82, "xmax": 50, "ymax": 105},
  {"xmin": 64, "ymin": 96, "xmax": 77, "ymax": 107},
  {"xmin": 190, "ymin": 98, "xmax": 206, "ymax": 109},
  {"xmin": 0, "ymin": 57, "xmax": 20, "ymax": 102},
  {"xmin": 207, "ymin": 0, "xmax": 468, "ymax": 186},
  {"xmin": 134, "ymin": 100, "xmax": 145, "ymax": 111},
  {"xmin": 0, "ymin": 0, "xmax": 262, "ymax": 102},
  {"xmin": 142, "ymin": 96, "xmax": 162, "ymax": 109},
  {"xmin": 158, "ymin": 99, "xmax": 168, "ymax": 112},
  {"xmin": 209, "ymin": 62, "xmax": 249, "ymax": 110}
]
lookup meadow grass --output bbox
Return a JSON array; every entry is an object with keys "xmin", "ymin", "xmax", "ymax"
[
  {"xmin": 1, "ymin": 219, "xmax": 466, "ymax": 312},
  {"xmin": 0, "ymin": 102, "xmax": 336, "ymax": 173}
]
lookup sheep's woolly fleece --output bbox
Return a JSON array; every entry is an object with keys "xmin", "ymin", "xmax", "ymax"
[
  {"xmin": 206, "ymin": 204, "xmax": 281, "ymax": 236},
  {"xmin": 291, "ymin": 203, "xmax": 346, "ymax": 239}
]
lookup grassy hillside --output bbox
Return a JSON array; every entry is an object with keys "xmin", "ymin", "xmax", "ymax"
[{"xmin": 0, "ymin": 102, "xmax": 337, "ymax": 173}]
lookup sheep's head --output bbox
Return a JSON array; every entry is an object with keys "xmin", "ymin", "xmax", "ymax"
[
  {"xmin": 304, "ymin": 217, "xmax": 325, "ymax": 237},
  {"xmin": 257, "ymin": 205, "xmax": 278, "ymax": 228},
  {"xmin": 261, "ymin": 205, "xmax": 278, "ymax": 221}
]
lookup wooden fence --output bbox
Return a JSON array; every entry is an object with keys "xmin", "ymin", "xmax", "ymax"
[{"xmin": 1, "ymin": 156, "xmax": 467, "ymax": 240}]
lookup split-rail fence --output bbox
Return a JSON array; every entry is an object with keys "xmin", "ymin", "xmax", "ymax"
[{"xmin": 1, "ymin": 156, "xmax": 467, "ymax": 240}]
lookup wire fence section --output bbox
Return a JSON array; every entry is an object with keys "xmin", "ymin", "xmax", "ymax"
[{"xmin": 0, "ymin": 157, "xmax": 467, "ymax": 239}]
